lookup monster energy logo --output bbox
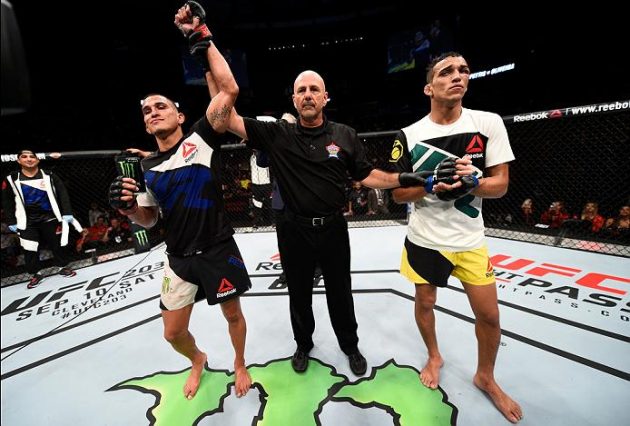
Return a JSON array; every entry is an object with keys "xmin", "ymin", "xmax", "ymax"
[
  {"xmin": 135, "ymin": 230, "xmax": 149, "ymax": 246},
  {"xmin": 118, "ymin": 161, "xmax": 136, "ymax": 178},
  {"xmin": 162, "ymin": 276, "xmax": 171, "ymax": 294}
]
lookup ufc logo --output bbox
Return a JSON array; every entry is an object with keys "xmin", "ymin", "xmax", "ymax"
[{"xmin": 491, "ymin": 255, "xmax": 629, "ymax": 296}]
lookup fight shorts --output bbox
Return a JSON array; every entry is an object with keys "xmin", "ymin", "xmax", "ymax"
[
  {"xmin": 400, "ymin": 237, "xmax": 495, "ymax": 287},
  {"xmin": 160, "ymin": 237, "xmax": 251, "ymax": 310}
]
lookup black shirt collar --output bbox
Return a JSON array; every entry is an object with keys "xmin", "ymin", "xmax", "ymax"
[{"xmin": 296, "ymin": 114, "xmax": 331, "ymax": 137}]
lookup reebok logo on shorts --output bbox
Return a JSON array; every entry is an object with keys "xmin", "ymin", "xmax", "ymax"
[
  {"xmin": 485, "ymin": 259, "xmax": 495, "ymax": 278},
  {"xmin": 217, "ymin": 278, "xmax": 237, "ymax": 298}
]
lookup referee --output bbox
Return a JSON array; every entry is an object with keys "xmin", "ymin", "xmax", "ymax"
[{"xmin": 227, "ymin": 70, "xmax": 436, "ymax": 375}]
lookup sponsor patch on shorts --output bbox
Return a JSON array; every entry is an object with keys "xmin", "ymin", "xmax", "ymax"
[{"xmin": 217, "ymin": 278, "xmax": 237, "ymax": 298}]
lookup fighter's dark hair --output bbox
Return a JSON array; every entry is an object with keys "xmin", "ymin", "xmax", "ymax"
[
  {"xmin": 425, "ymin": 51, "xmax": 465, "ymax": 84},
  {"xmin": 140, "ymin": 93, "xmax": 180, "ymax": 111}
]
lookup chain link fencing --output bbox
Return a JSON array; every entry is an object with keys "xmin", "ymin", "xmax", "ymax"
[{"xmin": 2, "ymin": 101, "xmax": 628, "ymax": 286}]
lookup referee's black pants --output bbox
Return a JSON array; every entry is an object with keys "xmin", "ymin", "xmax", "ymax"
[{"xmin": 276, "ymin": 213, "xmax": 359, "ymax": 355}]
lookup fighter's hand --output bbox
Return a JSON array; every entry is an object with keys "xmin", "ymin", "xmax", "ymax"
[
  {"xmin": 431, "ymin": 156, "xmax": 475, "ymax": 193},
  {"xmin": 436, "ymin": 174, "xmax": 480, "ymax": 201},
  {"xmin": 399, "ymin": 156, "xmax": 471, "ymax": 193},
  {"xmin": 109, "ymin": 176, "xmax": 139, "ymax": 214},
  {"xmin": 398, "ymin": 170, "xmax": 432, "ymax": 190},
  {"xmin": 174, "ymin": 3, "xmax": 199, "ymax": 36},
  {"xmin": 175, "ymin": 1, "xmax": 213, "ymax": 68},
  {"xmin": 125, "ymin": 148, "xmax": 152, "ymax": 159}
]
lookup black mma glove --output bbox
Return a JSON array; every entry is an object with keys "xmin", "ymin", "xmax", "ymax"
[
  {"xmin": 398, "ymin": 170, "xmax": 432, "ymax": 190},
  {"xmin": 109, "ymin": 176, "xmax": 139, "ymax": 213},
  {"xmin": 185, "ymin": 1, "xmax": 213, "ymax": 70},
  {"xmin": 398, "ymin": 157, "xmax": 459, "ymax": 192},
  {"xmin": 423, "ymin": 157, "xmax": 463, "ymax": 193},
  {"xmin": 432, "ymin": 157, "xmax": 458, "ymax": 186},
  {"xmin": 436, "ymin": 174, "xmax": 480, "ymax": 201}
]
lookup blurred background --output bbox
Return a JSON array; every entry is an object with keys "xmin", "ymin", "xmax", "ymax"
[{"xmin": 2, "ymin": 1, "xmax": 627, "ymax": 153}]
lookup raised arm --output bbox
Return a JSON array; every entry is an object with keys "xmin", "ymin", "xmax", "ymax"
[
  {"xmin": 196, "ymin": 56, "xmax": 247, "ymax": 140},
  {"xmin": 203, "ymin": 44, "xmax": 239, "ymax": 133},
  {"xmin": 174, "ymin": 1, "xmax": 240, "ymax": 133}
]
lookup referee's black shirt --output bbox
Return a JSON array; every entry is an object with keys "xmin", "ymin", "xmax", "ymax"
[{"xmin": 243, "ymin": 116, "xmax": 373, "ymax": 217}]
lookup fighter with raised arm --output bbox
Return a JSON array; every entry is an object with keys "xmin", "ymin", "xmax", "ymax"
[{"xmin": 108, "ymin": 1, "xmax": 252, "ymax": 399}]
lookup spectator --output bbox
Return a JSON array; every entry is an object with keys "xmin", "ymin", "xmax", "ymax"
[
  {"xmin": 76, "ymin": 216, "xmax": 108, "ymax": 252},
  {"xmin": 603, "ymin": 205, "xmax": 630, "ymax": 239},
  {"xmin": 102, "ymin": 217, "xmax": 133, "ymax": 247},
  {"xmin": 367, "ymin": 187, "xmax": 390, "ymax": 215},
  {"xmin": 88, "ymin": 201, "xmax": 109, "ymax": 227},
  {"xmin": 540, "ymin": 201, "xmax": 569, "ymax": 229},
  {"xmin": 579, "ymin": 201, "xmax": 605, "ymax": 233},
  {"xmin": 346, "ymin": 181, "xmax": 369, "ymax": 216},
  {"xmin": 518, "ymin": 198, "xmax": 536, "ymax": 226}
]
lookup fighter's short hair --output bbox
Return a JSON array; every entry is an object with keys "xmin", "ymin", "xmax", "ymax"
[
  {"xmin": 426, "ymin": 51, "xmax": 464, "ymax": 84},
  {"xmin": 140, "ymin": 93, "xmax": 180, "ymax": 111}
]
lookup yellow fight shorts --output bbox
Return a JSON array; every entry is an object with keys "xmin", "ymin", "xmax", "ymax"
[{"xmin": 400, "ymin": 237, "xmax": 495, "ymax": 287}]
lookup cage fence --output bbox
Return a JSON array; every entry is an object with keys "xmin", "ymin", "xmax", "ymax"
[{"xmin": 2, "ymin": 102, "xmax": 628, "ymax": 286}]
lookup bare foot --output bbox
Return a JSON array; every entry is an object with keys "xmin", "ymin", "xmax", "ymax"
[
  {"xmin": 474, "ymin": 374, "xmax": 523, "ymax": 423},
  {"xmin": 234, "ymin": 365, "xmax": 252, "ymax": 397},
  {"xmin": 184, "ymin": 352, "xmax": 207, "ymax": 400},
  {"xmin": 419, "ymin": 357, "xmax": 444, "ymax": 389}
]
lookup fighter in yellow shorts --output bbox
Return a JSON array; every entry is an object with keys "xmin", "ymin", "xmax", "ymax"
[{"xmin": 389, "ymin": 51, "xmax": 523, "ymax": 423}]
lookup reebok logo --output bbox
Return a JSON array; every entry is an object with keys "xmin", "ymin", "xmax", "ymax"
[
  {"xmin": 217, "ymin": 278, "xmax": 236, "ymax": 298},
  {"xmin": 465, "ymin": 135, "xmax": 484, "ymax": 154},
  {"xmin": 256, "ymin": 253, "xmax": 284, "ymax": 272},
  {"xmin": 486, "ymin": 259, "xmax": 495, "ymax": 278},
  {"xmin": 513, "ymin": 112, "xmax": 549, "ymax": 122},
  {"xmin": 182, "ymin": 142, "xmax": 197, "ymax": 162}
]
